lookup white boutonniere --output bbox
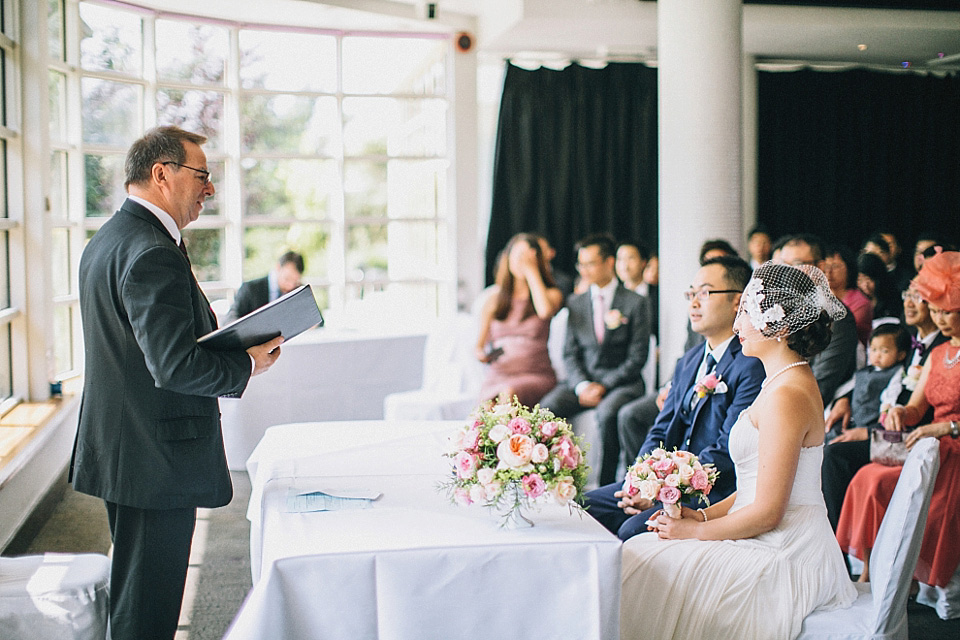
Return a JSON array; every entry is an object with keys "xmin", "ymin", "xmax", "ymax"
[{"xmin": 604, "ymin": 309, "xmax": 628, "ymax": 330}]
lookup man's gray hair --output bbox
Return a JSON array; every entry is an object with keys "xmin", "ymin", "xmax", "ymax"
[{"xmin": 125, "ymin": 126, "xmax": 207, "ymax": 189}]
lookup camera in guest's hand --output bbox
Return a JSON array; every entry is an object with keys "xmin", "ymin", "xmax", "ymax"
[{"xmin": 484, "ymin": 342, "xmax": 505, "ymax": 363}]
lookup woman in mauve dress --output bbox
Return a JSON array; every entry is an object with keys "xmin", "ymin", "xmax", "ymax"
[{"xmin": 476, "ymin": 233, "xmax": 563, "ymax": 407}]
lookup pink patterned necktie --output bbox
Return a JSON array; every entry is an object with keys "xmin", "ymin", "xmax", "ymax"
[{"xmin": 593, "ymin": 292, "xmax": 606, "ymax": 344}]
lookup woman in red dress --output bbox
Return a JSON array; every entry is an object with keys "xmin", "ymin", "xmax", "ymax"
[{"xmin": 835, "ymin": 251, "xmax": 960, "ymax": 586}]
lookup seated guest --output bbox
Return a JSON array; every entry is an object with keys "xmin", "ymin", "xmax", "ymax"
[
  {"xmin": 227, "ymin": 251, "xmax": 304, "ymax": 321},
  {"xmin": 913, "ymin": 232, "xmax": 941, "ymax": 273},
  {"xmin": 616, "ymin": 240, "xmax": 657, "ymax": 341},
  {"xmin": 683, "ymin": 239, "xmax": 741, "ymax": 353},
  {"xmin": 823, "ymin": 244, "xmax": 873, "ymax": 346},
  {"xmin": 877, "ymin": 230, "xmax": 913, "ymax": 292},
  {"xmin": 778, "ymin": 234, "xmax": 859, "ymax": 405},
  {"xmin": 836, "ymin": 251, "xmax": 960, "ymax": 585},
  {"xmin": 857, "ymin": 251, "xmax": 901, "ymax": 321},
  {"xmin": 475, "ymin": 233, "xmax": 563, "ymax": 407},
  {"xmin": 535, "ymin": 235, "xmax": 575, "ymax": 299},
  {"xmin": 588, "ymin": 255, "xmax": 765, "ymax": 540},
  {"xmin": 746, "ymin": 225, "xmax": 773, "ymax": 269},
  {"xmin": 539, "ymin": 233, "xmax": 651, "ymax": 486},
  {"xmin": 822, "ymin": 285, "xmax": 947, "ymax": 530}
]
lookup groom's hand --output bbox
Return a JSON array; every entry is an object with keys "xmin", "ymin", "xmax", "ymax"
[{"xmin": 614, "ymin": 489, "xmax": 652, "ymax": 514}]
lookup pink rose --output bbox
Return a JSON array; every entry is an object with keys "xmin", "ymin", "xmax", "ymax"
[
  {"xmin": 539, "ymin": 421, "xmax": 560, "ymax": 438},
  {"xmin": 508, "ymin": 417, "xmax": 532, "ymax": 434},
  {"xmin": 460, "ymin": 427, "xmax": 481, "ymax": 450},
  {"xmin": 658, "ymin": 485, "xmax": 681, "ymax": 504},
  {"xmin": 531, "ymin": 443, "xmax": 549, "ymax": 464},
  {"xmin": 522, "ymin": 473, "xmax": 546, "ymax": 498},
  {"xmin": 551, "ymin": 436, "xmax": 581, "ymax": 470},
  {"xmin": 652, "ymin": 458, "xmax": 676, "ymax": 477},
  {"xmin": 454, "ymin": 487, "xmax": 472, "ymax": 506},
  {"xmin": 701, "ymin": 374, "xmax": 719, "ymax": 390},
  {"xmin": 497, "ymin": 434, "xmax": 535, "ymax": 468},
  {"xmin": 691, "ymin": 469, "xmax": 710, "ymax": 492},
  {"xmin": 455, "ymin": 451, "xmax": 478, "ymax": 479}
]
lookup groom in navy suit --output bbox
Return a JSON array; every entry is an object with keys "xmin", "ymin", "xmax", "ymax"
[{"xmin": 585, "ymin": 256, "xmax": 766, "ymax": 540}]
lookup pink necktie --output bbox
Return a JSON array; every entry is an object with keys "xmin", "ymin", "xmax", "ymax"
[{"xmin": 593, "ymin": 293, "xmax": 606, "ymax": 344}]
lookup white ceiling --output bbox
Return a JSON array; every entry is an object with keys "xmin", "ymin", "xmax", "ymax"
[{"xmin": 128, "ymin": 0, "xmax": 960, "ymax": 71}]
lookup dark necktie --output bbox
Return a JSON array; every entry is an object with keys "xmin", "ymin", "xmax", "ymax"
[
  {"xmin": 679, "ymin": 353, "xmax": 717, "ymax": 421},
  {"xmin": 178, "ymin": 239, "xmax": 191, "ymax": 266}
]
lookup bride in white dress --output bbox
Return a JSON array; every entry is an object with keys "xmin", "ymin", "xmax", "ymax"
[{"xmin": 620, "ymin": 262, "xmax": 857, "ymax": 640}]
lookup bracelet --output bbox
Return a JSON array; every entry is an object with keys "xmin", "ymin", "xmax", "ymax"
[
  {"xmin": 950, "ymin": 421, "xmax": 959, "ymax": 439},
  {"xmin": 697, "ymin": 508, "xmax": 708, "ymax": 523}
]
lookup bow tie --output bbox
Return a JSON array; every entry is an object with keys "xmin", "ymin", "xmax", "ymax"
[{"xmin": 910, "ymin": 335, "xmax": 926, "ymax": 356}]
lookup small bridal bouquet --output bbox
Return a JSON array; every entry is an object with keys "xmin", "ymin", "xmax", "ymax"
[
  {"xmin": 439, "ymin": 399, "xmax": 588, "ymax": 527},
  {"xmin": 622, "ymin": 447, "xmax": 718, "ymax": 519}
]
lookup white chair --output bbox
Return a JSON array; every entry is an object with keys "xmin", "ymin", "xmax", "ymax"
[
  {"xmin": 917, "ymin": 571, "xmax": 960, "ymax": 620},
  {"xmin": 797, "ymin": 436, "xmax": 941, "ymax": 640},
  {"xmin": 383, "ymin": 313, "xmax": 485, "ymax": 421},
  {"xmin": 0, "ymin": 552, "xmax": 110, "ymax": 640}
]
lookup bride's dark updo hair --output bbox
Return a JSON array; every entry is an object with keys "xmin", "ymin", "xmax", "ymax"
[{"xmin": 787, "ymin": 311, "xmax": 833, "ymax": 359}]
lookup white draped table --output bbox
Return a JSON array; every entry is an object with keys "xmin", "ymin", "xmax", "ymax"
[{"xmin": 225, "ymin": 420, "xmax": 622, "ymax": 640}]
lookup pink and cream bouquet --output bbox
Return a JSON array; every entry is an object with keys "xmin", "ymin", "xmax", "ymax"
[
  {"xmin": 440, "ymin": 399, "xmax": 588, "ymax": 526},
  {"xmin": 622, "ymin": 446, "xmax": 718, "ymax": 519}
]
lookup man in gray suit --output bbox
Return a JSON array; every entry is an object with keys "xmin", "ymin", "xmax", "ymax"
[
  {"xmin": 71, "ymin": 126, "xmax": 283, "ymax": 640},
  {"xmin": 540, "ymin": 233, "xmax": 651, "ymax": 486}
]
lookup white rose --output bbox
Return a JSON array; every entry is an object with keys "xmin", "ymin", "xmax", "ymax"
[
  {"xmin": 468, "ymin": 484, "xmax": 486, "ymax": 503},
  {"xmin": 488, "ymin": 424, "xmax": 511, "ymax": 444},
  {"xmin": 677, "ymin": 464, "xmax": 695, "ymax": 482},
  {"xmin": 638, "ymin": 479, "xmax": 661, "ymax": 501},
  {"xmin": 484, "ymin": 481, "xmax": 502, "ymax": 500},
  {"xmin": 552, "ymin": 479, "xmax": 577, "ymax": 504},
  {"xmin": 664, "ymin": 473, "xmax": 680, "ymax": 488},
  {"xmin": 476, "ymin": 468, "xmax": 496, "ymax": 485},
  {"xmin": 531, "ymin": 443, "xmax": 549, "ymax": 463}
]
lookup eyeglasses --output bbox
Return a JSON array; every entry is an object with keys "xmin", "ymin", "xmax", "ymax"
[
  {"xmin": 901, "ymin": 291, "xmax": 924, "ymax": 302},
  {"xmin": 163, "ymin": 161, "xmax": 211, "ymax": 185},
  {"xmin": 576, "ymin": 259, "xmax": 605, "ymax": 271},
  {"xmin": 684, "ymin": 288, "xmax": 741, "ymax": 302}
]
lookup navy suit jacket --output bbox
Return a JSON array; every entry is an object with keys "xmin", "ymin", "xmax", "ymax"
[
  {"xmin": 562, "ymin": 285, "xmax": 651, "ymax": 392},
  {"xmin": 641, "ymin": 337, "xmax": 765, "ymax": 503},
  {"xmin": 71, "ymin": 199, "xmax": 252, "ymax": 510}
]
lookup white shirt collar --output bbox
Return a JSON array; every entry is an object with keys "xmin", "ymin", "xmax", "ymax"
[
  {"xmin": 590, "ymin": 279, "xmax": 619, "ymax": 307},
  {"xmin": 127, "ymin": 195, "xmax": 181, "ymax": 245},
  {"xmin": 267, "ymin": 270, "xmax": 281, "ymax": 302},
  {"xmin": 704, "ymin": 334, "xmax": 735, "ymax": 368},
  {"xmin": 909, "ymin": 329, "xmax": 942, "ymax": 367}
]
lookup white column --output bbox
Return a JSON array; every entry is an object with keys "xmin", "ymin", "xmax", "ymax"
[
  {"xmin": 657, "ymin": 0, "xmax": 744, "ymax": 375},
  {"xmin": 742, "ymin": 54, "xmax": 758, "ymax": 244}
]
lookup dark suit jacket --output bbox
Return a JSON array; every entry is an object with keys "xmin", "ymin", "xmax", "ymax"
[
  {"xmin": 562, "ymin": 285, "xmax": 651, "ymax": 392},
  {"xmin": 227, "ymin": 275, "xmax": 270, "ymax": 321},
  {"xmin": 641, "ymin": 338, "xmax": 766, "ymax": 503},
  {"xmin": 71, "ymin": 199, "xmax": 252, "ymax": 510},
  {"xmin": 810, "ymin": 307, "xmax": 858, "ymax": 404}
]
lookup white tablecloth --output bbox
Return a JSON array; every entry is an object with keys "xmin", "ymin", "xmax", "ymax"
[
  {"xmin": 226, "ymin": 420, "xmax": 622, "ymax": 640},
  {"xmin": 220, "ymin": 329, "xmax": 427, "ymax": 469}
]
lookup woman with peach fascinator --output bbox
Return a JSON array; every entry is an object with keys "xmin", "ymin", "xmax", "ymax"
[{"xmin": 836, "ymin": 251, "xmax": 960, "ymax": 592}]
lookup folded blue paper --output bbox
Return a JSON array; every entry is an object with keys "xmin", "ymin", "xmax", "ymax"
[{"xmin": 286, "ymin": 487, "xmax": 382, "ymax": 513}]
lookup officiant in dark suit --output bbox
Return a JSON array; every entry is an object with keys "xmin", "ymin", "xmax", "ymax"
[
  {"xmin": 585, "ymin": 256, "xmax": 766, "ymax": 541},
  {"xmin": 71, "ymin": 126, "xmax": 283, "ymax": 640},
  {"xmin": 227, "ymin": 250, "xmax": 304, "ymax": 321},
  {"xmin": 539, "ymin": 233, "xmax": 651, "ymax": 486}
]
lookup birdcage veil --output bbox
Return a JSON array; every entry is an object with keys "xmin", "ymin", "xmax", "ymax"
[{"xmin": 736, "ymin": 261, "xmax": 847, "ymax": 341}]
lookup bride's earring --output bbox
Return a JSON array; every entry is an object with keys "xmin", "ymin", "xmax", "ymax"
[{"xmin": 777, "ymin": 337, "xmax": 782, "ymax": 343}]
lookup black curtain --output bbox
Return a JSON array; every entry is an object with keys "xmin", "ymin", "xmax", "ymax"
[
  {"xmin": 757, "ymin": 69, "xmax": 960, "ymax": 251},
  {"xmin": 486, "ymin": 62, "xmax": 659, "ymax": 285}
]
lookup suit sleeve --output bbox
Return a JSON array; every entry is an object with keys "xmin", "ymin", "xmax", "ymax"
[
  {"xmin": 598, "ymin": 294, "xmax": 651, "ymax": 390},
  {"xmin": 123, "ymin": 245, "xmax": 251, "ymax": 397},
  {"xmin": 640, "ymin": 353, "xmax": 690, "ymax": 452},
  {"xmin": 562, "ymin": 299, "xmax": 590, "ymax": 389}
]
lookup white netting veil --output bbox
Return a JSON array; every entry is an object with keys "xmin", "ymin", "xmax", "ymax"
[{"xmin": 736, "ymin": 261, "xmax": 847, "ymax": 341}]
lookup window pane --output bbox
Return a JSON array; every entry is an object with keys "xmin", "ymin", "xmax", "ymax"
[
  {"xmin": 240, "ymin": 95, "xmax": 339, "ymax": 155},
  {"xmin": 82, "ymin": 78, "xmax": 140, "ymax": 146},
  {"xmin": 79, "ymin": 2, "xmax": 143, "ymax": 75},
  {"xmin": 343, "ymin": 97, "xmax": 446, "ymax": 157},
  {"xmin": 54, "ymin": 305, "xmax": 74, "ymax": 374},
  {"xmin": 345, "ymin": 281, "xmax": 439, "ymax": 321},
  {"xmin": 349, "ymin": 222, "xmax": 444, "ymax": 281},
  {"xmin": 84, "ymin": 154, "xmax": 126, "ymax": 217},
  {"xmin": 49, "ymin": 70, "xmax": 67, "ymax": 142},
  {"xmin": 0, "ymin": 140, "xmax": 6, "ymax": 219},
  {"xmin": 342, "ymin": 36, "xmax": 446, "ymax": 95},
  {"xmin": 243, "ymin": 158, "xmax": 338, "ymax": 220},
  {"xmin": 387, "ymin": 159, "xmax": 446, "ymax": 219},
  {"xmin": 51, "ymin": 228, "xmax": 71, "ymax": 298},
  {"xmin": 181, "ymin": 228, "xmax": 223, "ymax": 283},
  {"xmin": 0, "ymin": 231, "xmax": 9, "ymax": 309},
  {"xmin": 239, "ymin": 30, "xmax": 336, "ymax": 92},
  {"xmin": 344, "ymin": 160, "xmax": 386, "ymax": 219},
  {"xmin": 0, "ymin": 324, "xmax": 11, "ymax": 401},
  {"xmin": 200, "ymin": 160, "xmax": 224, "ymax": 217},
  {"xmin": 156, "ymin": 88, "xmax": 224, "ymax": 152},
  {"xmin": 50, "ymin": 151, "xmax": 68, "ymax": 219},
  {"xmin": 156, "ymin": 20, "xmax": 227, "ymax": 85},
  {"xmin": 243, "ymin": 224, "xmax": 330, "ymax": 281},
  {"xmin": 0, "ymin": 50, "xmax": 6, "ymax": 127},
  {"xmin": 48, "ymin": 0, "xmax": 64, "ymax": 61}
]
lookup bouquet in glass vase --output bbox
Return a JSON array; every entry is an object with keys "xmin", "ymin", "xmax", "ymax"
[
  {"xmin": 622, "ymin": 446, "xmax": 718, "ymax": 519},
  {"xmin": 439, "ymin": 399, "xmax": 588, "ymax": 528}
]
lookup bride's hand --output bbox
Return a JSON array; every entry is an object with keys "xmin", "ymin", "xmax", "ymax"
[{"xmin": 650, "ymin": 510, "xmax": 701, "ymax": 540}]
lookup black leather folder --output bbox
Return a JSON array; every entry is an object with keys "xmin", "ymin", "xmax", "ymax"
[{"xmin": 199, "ymin": 284, "xmax": 324, "ymax": 350}]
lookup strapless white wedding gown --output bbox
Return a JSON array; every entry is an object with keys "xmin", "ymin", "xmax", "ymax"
[{"xmin": 619, "ymin": 410, "xmax": 857, "ymax": 640}]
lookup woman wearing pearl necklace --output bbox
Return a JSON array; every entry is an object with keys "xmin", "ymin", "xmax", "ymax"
[
  {"xmin": 837, "ymin": 251, "xmax": 960, "ymax": 591},
  {"xmin": 619, "ymin": 261, "xmax": 854, "ymax": 640}
]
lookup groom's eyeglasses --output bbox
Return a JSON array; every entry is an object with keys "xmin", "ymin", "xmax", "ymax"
[{"xmin": 684, "ymin": 288, "xmax": 741, "ymax": 302}]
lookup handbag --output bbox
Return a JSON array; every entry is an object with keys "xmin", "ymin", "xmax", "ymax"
[{"xmin": 870, "ymin": 428, "xmax": 909, "ymax": 466}]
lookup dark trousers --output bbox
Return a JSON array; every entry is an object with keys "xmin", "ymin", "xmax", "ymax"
[
  {"xmin": 583, "ymin": 481, "xmax": 660, "ymax": 541},
  {"xmin": 617, "ymin": 392, "xmax": 661, "ymax": 471},
  {"xmin": 821, "ymin": 438, "xmax": 871, "ymax": 532},
  {"xmin": 105, "ymin": 501, "xmax": 197, "ymax": 640},
  {"xmin": 541, "ymin": 382, "xmax": 644, "ymax": 486}
]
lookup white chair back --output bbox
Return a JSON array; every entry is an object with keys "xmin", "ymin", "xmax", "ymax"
[
  {"xmin": 547, "ymin": 307, "xmax": 569, "ymax": 382},
  {"xmin": 869, "ymin": 436, "xmax": 940, "ymax": 635}
]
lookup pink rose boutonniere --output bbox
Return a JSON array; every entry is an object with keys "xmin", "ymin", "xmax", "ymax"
[
  {"xmin": 693, "ymin": 372, "xmax": 727, "ymax": 401},
  {"xmin": 604, "ymin": 309, "xmax": 628, "ymax": 331}
]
